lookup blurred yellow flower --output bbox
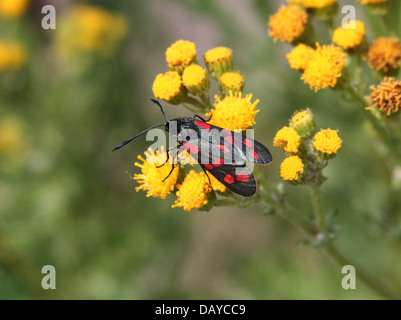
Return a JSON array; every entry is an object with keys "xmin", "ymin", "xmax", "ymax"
[
  {"xmin": 273, "ymin": 126, "xmax": 302, "ymax": 153},
  {"xmin": 366, "ymin": 77, "xmax": 401, "ymax": 115},
  {"xmin": 313, "ymin": 129, "xmax": 342, "ymax": 155},
  {"xmin": 134, "ymin": 147, "xmax": 179, "ymax": 199},
  {"xmin": 219, "ymin": 72, "xmax": 244, "ymax": 94},
  {"xmin": 172, "ymin": 170, "xmax": 211, "ymax": 211},
  {"xmin": 0, "ymin": 41, "xmax": 26, "ymax": 72},
  {"xmin": 302, "ymin": 0, "xmax": 337, "ymax": 8},
  {"xmin": 280, "ymin": 156, "xmax": 304, "ymax": 181},
  {"xmin": 57, "ymin": 4, "xmax": 127, "ymax": 56},
  {"xmin": 0, "ymin": 117, "xmax": 23, "ymax": 154},
  {"xmin": 286, "ymin": 44, "xmax": 315, "ymax": 70},
  {"xmin": 182, "ymin": 64, "xmax": 210, "ymax": 96},
  {"xmin": 152, "ymin": 71, "xmax": 185, "ymax": 103},
  {"xmin": 357, "ymin": 0, "xmax": 387, "ymax": 4},
  {"xmin": 268, "ymin": 5, "xmax": 307, "ymax": 43},
  {"xmin": 206, "ymin": 91, "xmax": 260, "ymax": 131},
  {"xmin": 332, "ymin": 20, "xmax": 366, "ymax": 50},
  {"xmin": 166, "ymin": 40, "xmax": 197, "ymax": 72},
  {"xmin": 301, "ymin": 43, "xmax": 346, "ymax": 92},
  {"xmin": 204, "ymin": 46, "xmax": 233, "ymax": 78},
  {"xmin": 0, "ymin": 0, "xmax": 29, "ymax": 19},
  {"xmin": 364, "ymin": 38, "xmax": 401, "ymax": 72}
]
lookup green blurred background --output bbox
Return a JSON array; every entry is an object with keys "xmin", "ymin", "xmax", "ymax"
[{"xmin": 0, "ymin": 0, "xmax": 400, "ymax": 299}]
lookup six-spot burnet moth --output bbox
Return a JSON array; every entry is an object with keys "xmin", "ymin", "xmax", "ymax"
[{"xmin": 113, "ymin": 99, "xmax": 272, "ymax": 197}]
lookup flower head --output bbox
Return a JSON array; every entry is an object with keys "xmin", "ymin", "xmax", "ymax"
[
  {"xmin": 332, "ymin": 20, "xmax": 366, "ymax": 50},
  {"xmin": 0, "ymin": 0, "xmax": 29, "ymax": 19},
  {"xmin": 206, "ymin": 91, "xmax": 260, "ymax": 131},
  {"xmin": 0, "ymin": 41, "xmax": 26, "ymax": 72},
  {"xmin": 166, "ymin": 40, "xmax": 197, "ymax": 72},
  {"xmin": 366, "ymin": 77, "xmax": 401, "ymax": 115},
  {"xmin": 268, "ymin": 5, "xmax": 307, "ymax": 43},
  {"xmin": 219, "ymin": 72, "xmax": 244, "ymax": 94},
  {"xmin": 182, "ymin": 64, "xmax": 210, "ymax": 96},
  {"xmin": 273, "ymin": 126, "xmax": 302, "ymax": 153},
  {"xmin": 301, "ymin": 0, "xmax": 337, "ymax": 9},
  {"xmin": 152, "ymin": 71, "xmax": 185, "ymax": 103},
  {"xmin": 280, "ymin": 156, "xmax": 304, "ymax": 182},
  {"xmin": 172, "ymin": 170, "xmax": 212, "ymax": 211},
  {"xmin": 364, "ymin": 38, "xmax": 401, "ymax": 72},
  {"xmin": 134, "ymin": 147, "xmax": 179, "ymax": 199},
  {"xmin": 290, "ymin": 109, "xmax": 316, "ymax": 137},
  {"xmin": 209, "ymin": 174, "xmax": 227, "ymax": 193},
  {"xmin": 313, "ymin": 129, "xmax": 342, "ymax": 157},
  {"xmin": 204, "ymin": 47, "xmax": 233, "ymax": 79},
  {"xmin": 357, "ymin": 0, "xmax": 387, "ymax": 4},
  {"xmin": 301, "ymin": 43, "xmax": 347, "ymax": 92},
  {"xmin": 56, "ymin": 4, "xmax": 127, "ymax": 56},
  {"xmin": 286, "ymin": 44, "xmax": 315, "ymax": 70}
]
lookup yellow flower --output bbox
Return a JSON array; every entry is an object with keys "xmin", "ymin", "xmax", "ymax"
[
  {"xmin": 273, "ymin": 126, "xmax": 302, "ymax": 153},
  {"xmin": 366, "ymin": 77, "xmax": 401, "ymax": 115},
  {"xmin": 301, "ymin": 0, "xmax": 336, "ymax": 9},
  {"xmin": 280, "ymin": 156, "xmax": 304, "ymax": 181},
  {"xmin": 268, "ymin": 5, "xmax": 307, "ymax": 43},
  {"xmin": 0, "ymin": 117, "xmax": 23, "ymax": 154},
  {"xmin": 357, "ymin": 0, "xmax": 387, "ymax": 4},
  {"xmin": 0, "ymin": 41, "xmax": 26, "ymax": 72},
  {"xmin": 332, "ymin": 20, "xmax": 366, "ymax": 50},
  {"xmin": 364, "ymin": 38, "xmax": 401, "ymax": 72},
  {"xmin": 219, "ymin": 72, "xmax": 244, "ymax": 94},
  {"xmin": 209, "ymin": 174, "xmax": 227, "ymax": 193},
  {"xmin": 166, "ymin": 40, "xmax": 197, "ymax": 72},
  {"xmin": 152, "ymin": 71, "xmax": 185, "ymax": 103},
  {"xmin": 206, "ymin": 91, "xmax": 260, "ymax": 131},
  {"xmin": 172, "ymin": 170, "xmax": 212, "ymax": 211},
  {"xmin": 313, "ymin": 129, "xmax": 342, "ymax": 155},
  {"xmin": 289, "ymin": 109, "xmax": 316, "ymax": 137},
  {"xmin": 204, "ymin": 46, "xmax": 233, "ymax": 79},
  {"xmin": 0, "ymin": 0, "xmax": 29, "ymax": 19},
  {"xmin": 178, "ymin": 150, "xmax": 198, "ymax": 166},
  {"xmin": 301, "ymin": 43, "xmax": 346, "ymax": 92},
  {"xmin": 56, "ymin": 4, "xmax": 127, "ymax": 56},
  {"xmin": 182, "ymin": 64, "xmax": 210, "ymax": 96},
  {"xmin": 286, "ymin": 44, "xmax": 315, "ymax": 70},
  {"xmin": 134, "ymin": 147, "xmax": 179, "ymax": 199}
]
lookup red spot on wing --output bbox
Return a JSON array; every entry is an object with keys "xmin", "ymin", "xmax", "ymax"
[
  {"xmin": 226, "ymin": 136, "xmax": 234, "ymax": 145},
  {"xmin": 250, "ymin": 149, "xmax": 259, "ymax": 160},
  {"xmin": 183, "ymin": 142, "xmax": 199, "ymax": 154},
  {"xmin": 215, "ymin": 144, "xmax": 229, "ymax": 152},
  {"xmin": 204, "ymin": 164, "xmax": 213, "ymax": 170},
  {"xmin": 213, "ymin": 158, "xmax": 224, "ymax": 167},
  {"xmin": 224, "ymin": 174, "xmax": 235, "ymax": 184},
  {"xmin": 236, "ymin": 174, "xmax": 250, "ymax": 182},
  {"xmin": 244, "ymin": 138, "xmax": 253, "ymax": 147},
  {"xmin": 195, "ymin": 120, "xmax": 211, "ymax": 130}
]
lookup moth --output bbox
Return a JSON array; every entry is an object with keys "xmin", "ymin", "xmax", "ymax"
[{"xmin": 113, "ymin": 99, "xmax": 272, "ymax": 196}]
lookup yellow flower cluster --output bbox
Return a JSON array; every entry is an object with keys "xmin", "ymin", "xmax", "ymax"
[
  {"xmin": 364, "ymin": 38, "xmax": 401, "ymax": 72},
  {"xmin": 366, "ymin": 77, "xmax": 401, "ymax": 115},
  {"xmin": 0, "ymin": 0, "xmax": 29, "ymax": 19},
  {"xmin": 286, "ymin": 44, "xmax": 315, "ymax": 70},
  {"xmin": 275, "ymin": 109, "xmax": 341, "ymax": 183},
  {"xmin": 301, "ymin": 0, "xmax": 337, "ymax": 9},
  {"xmin": 0, "ymin": 41, "xmax": 26, "ymax": 72},
  {"xmin": 332, "ymin": 20, "xmax": 366, "ymax": 50},
  {"xmin": 152, "ymin": 71, "xmax": 185, "ymax": 103}
]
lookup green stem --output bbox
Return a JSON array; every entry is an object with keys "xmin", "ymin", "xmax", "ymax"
[
  {"xmin": 310, "ymin": 184, "xmax": 326, "ymax": 235},
  {"xmin": 183, "ymin": 96, "xmax": 207, "ymax": 112}
]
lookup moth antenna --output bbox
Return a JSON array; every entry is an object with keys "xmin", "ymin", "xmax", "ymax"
[
  {"xmin": 151, "ymin": 99, "xmax": 169, "ymax": 122},
  {"xmin": 112, "ymin": 123, "xmax": 165, "ymax": 152}
]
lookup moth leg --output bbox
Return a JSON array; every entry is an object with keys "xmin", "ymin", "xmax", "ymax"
[
  {"xmin": 156, "ymin": 145, "xmax": 180, "ymax": 168},
  {"xmin": 161, "ymin": 145, "xmax": 184, "ymax": 182}
]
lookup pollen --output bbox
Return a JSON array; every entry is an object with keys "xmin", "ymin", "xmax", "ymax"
[
  {"xmin": 204, "ymin": 46, "xmax": 233, "ymax": 79},
  {"xmin": 366, "ymin": 77, "xmax": 401, "ymax": 115},
  {"xmin": 268, "ymin": 5, "xmax": 307, "ymax": 43},
  {"xmin": 182, "ymin": 64, "xmax": 210, "ymax": 96},
  {"xmin": 273, "ymin": 126, "xmax": 302, "ymax": 153},
  {"xmin": 172, "ymin": 170, "xmax": 212, "ymax": 212},
  {"xmin": 332, "ymin": 20, "xmax": 366, "ymax": 50},
  {"xmin": 313, "ymin": 129, "xmax": 342, "ymax": 155},
  {"xmin": 134, "ymin": 147, "xmax": 179, "ymax": 199},
  {"xmin": 219, "ymin": 72, "xmax": 245, "ymax": 94},
  {"xmin": 280, "ymin": 156, "xmax": 304, "ymax": 182},
  {"xmin": 165, "ymin": 40, "xmax": 197, "ymax": 72},
  {"xmin": 364, "ymin": 38, "xmax": 401, "ymax": 72},
  {"xmin": 286, "ymin": 44, "xmax": 316, "ymax": 71},
  {"xmin": 0, "ymin": 0, "xmax": 29, "ymax": 19},
  {"xmin": 206, "ymin": 91, "xmax": 260, "ymax": 131},
  {"xmin": 301, "ymin": 43, "xmax": 346, "ymax": 92},
  {"xmin": 152, "ymin": 71, "xmax": 185, "ymax": 103}
]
